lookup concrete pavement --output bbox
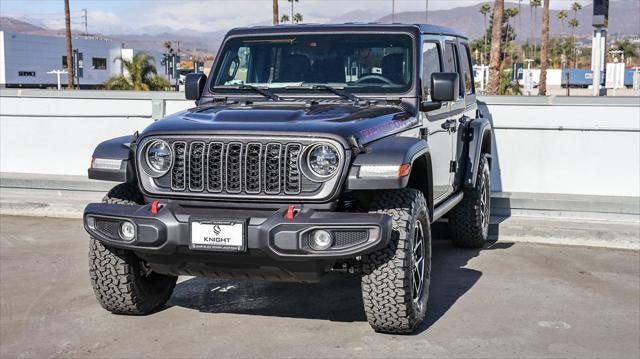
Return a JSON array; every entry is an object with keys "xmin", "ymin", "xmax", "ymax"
[{"xmin": 1, "ymin": 215, "xmax": 639, "ymax": 358}]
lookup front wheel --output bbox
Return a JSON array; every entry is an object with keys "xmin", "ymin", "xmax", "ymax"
[
  {"xmin": 88, "ymin": 183, "xmax": 177, "ymax": 314},
  {"xmin": 361, "ymin": 189, "xmax": 431, "ymax": 334}
]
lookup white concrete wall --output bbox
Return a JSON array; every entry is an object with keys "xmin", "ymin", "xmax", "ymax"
[
  {"xmin": 481, "ymin": 97, "xmax": 640, "ymax": 197},
  {"xmin": 1, "ymin": 90, "xmax": 639, "ymax": 197}
]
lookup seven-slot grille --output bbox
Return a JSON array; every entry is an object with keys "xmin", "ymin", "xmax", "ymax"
[{"xmin": 168, "ymin": 140, "xmax": 305, "ymax": 196}]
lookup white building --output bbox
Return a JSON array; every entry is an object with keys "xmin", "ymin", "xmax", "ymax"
[{"xmin": 0, "ymin": 31, "xmax": 166, "ymax": 89}]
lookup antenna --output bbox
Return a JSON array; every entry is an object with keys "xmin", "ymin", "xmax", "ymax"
[{"xmin": 82, "ymin": 9, "xmax": 88, "ymax": 35}]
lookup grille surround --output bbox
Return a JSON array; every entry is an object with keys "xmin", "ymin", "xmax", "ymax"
[{"xmin": 137, "ymin": 135, "xmax": 347, "ymax": 202}]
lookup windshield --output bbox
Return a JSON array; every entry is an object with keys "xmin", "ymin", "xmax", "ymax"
[{"xmin": 210, "ymin": 33, "xmax": 414, "ymax": 94}]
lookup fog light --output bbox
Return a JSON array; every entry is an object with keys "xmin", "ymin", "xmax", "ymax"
[
  {"xmin": 310, "ymin": 230, "xmax": 333, "ymax": 250},
  {"xmin": 119, "ymin": 221, "xmax": 135, "ymax": 241}
]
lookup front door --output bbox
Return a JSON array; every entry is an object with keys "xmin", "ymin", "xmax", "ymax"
[{"xmin": 420, "ymin": 38, "xmax": 457, "ymax": 204}]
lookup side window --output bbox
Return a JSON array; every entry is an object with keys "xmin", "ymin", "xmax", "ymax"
[
  {"xmin": 421, "ymin": 42, "xmax": 441, "ymax": 101},
  {"xmin": 445, "ymin": 42, "xmax": 463, "ymax": 98},
  {"xmin": 443, "ymin": 42, "xmax": 458, "ymax": 73},
  {"xmin": 458, "ymin": 43, "xmax": 474, "ymax": 96}
]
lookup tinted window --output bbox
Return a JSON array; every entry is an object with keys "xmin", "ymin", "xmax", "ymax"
[
  {"xmin": 211, "ymin": 34, "xmax": 414, "ymax": 94},
  {"xmin": 92, "ymin": 57, "xmax": 107, "ymax": 70},
  {"xmin": 458, "ymin": 44, "xmax": 474, "ymax": 95},
  {"xmin": 421, "ymin": 42, "xmax": 441, "ymax": 100},
  {"xmin": 443, "ymin": 42, "xmax": 458, "ymax": 73}
]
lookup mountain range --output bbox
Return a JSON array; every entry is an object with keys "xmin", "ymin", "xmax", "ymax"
[{"xmin": 1, "ymin": 1, "xmax": 638, "ymax": 56}]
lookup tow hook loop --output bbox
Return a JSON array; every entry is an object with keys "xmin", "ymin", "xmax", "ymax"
[
  {"xmin": 150, "ymin": 200, "xmax": 160, "ymax": 214},
  {"xmin": 285, "ymin": 205, "xmax": 297, "ymax": 220}
]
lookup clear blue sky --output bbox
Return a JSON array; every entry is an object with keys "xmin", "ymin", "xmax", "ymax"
[{"xmin": 1, "ymin": 0, "xmax": 601, "ymax": 34}]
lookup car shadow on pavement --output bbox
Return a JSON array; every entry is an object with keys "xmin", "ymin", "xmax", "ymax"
[
  {"xmin": 169, "ymin": 232, "xmax": 512, "ymax": 329},
  {"xmin": 415, "ymin": 235, "xmax": 513, "ymax": 334}
]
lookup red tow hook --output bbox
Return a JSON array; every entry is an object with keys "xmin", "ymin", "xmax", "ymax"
[
  {"xmin": 285, "ymin": 205, "xmax": 297, "ymax": 220},
  {"xmin": 150, "ymin": 200, "xmax": 161, "ymax": 215}
]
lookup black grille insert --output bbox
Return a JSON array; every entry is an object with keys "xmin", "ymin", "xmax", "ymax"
[
  {"xmin": 168, "ymin": 139, "xmax": 322, "ymax": 197},
  {"xmin": 332, "ymin": 230, "xmax": 369, "ymax": 249}
]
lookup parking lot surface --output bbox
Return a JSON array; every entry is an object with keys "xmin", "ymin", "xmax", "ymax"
[{"xmin": 1, "ymin": 215, "xmax": 639, "ymax": 358}]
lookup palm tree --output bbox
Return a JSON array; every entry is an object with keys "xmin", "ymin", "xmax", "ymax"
[
  {"xmin": 530, "ymin": 0, "xmax": 542, "ymax": 62},
  {"xmin": 273, "ymin": 0, "xmax": 279, "ymax": 25},
  {"xmin": 288, "ymin": 0, "xmax": 299, "ymax": 19},
  {"xmin": 614, "ymin": 39, "xmax": 639, "ymax": 65},
  {"xmin": 102, "ymin": 52, "xmax": 170, "ymax": 91},
  {"xmin": 539, "ymin": 0, "xmax": 550, "ymax": 95},
  {"xmin": 280, "ymin": 14, "xmax": 290, "ymax": 23},
  {"xmin": 504, "ymin": 8, "xmax": 520, "ymax": 62},
  {"xmin": 570, "ymin": 2, "xmax": 582, "ymax": 66},
  {"xmin": 64, "ymin": 0, "xmax": 74, "ymax": 89},
  {"xmin": 487, "ymin": 0, "xmax": 504, "ymax": 95},
  {"xmin": 571, "ymin": 2, "xmax": 582, "ymax": 18},
  {"xmin": 479, "ymin": 3, "xmax": 492, "ymax": 66},
  {"xmin": 556, "ymin": 10, "xmax": 569, "ymax": 68},
  {"xmin": 557, "ymin": 10, "xmax": 568, "ymax": 36},
  {"xmin": 293, "ymin": 13, "xmax": 303, "ymax": 24},
  {"xmin": 568, "ymin": 18, "xmax": 579, "ymax": 66}
]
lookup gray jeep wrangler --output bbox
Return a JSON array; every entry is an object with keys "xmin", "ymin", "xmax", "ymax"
[{"xmin": 84, "ymin": 23, "xmax": 492, "ymax": 334}]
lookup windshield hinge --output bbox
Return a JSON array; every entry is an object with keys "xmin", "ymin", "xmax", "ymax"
[{"xmin": 348, "ymin": 135, "xmax": 365, "ymax": 156}]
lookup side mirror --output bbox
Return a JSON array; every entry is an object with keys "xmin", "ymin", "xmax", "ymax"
[
  {"xmin": 420, "ymin": 101, "xmax": 442, "ymax": 112},
  {"xmin": 185, "ymin": 73, "xmax": 207, "ymax": 100},
  {"xmin": 431, "ymin": 72, "xmax": 459, "ymax": 102}
]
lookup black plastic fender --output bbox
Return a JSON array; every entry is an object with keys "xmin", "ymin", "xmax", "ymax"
[
  {"xmin": 463, "ymin": 117, "xmax": 492, "ymax": 189},
  {"xmin": 88, "ymin": 135, "xmax": 136, "ymax": 182},
  {"xmin": 346, "ymin": 135, "xmax": 429, "ymax": 190}
]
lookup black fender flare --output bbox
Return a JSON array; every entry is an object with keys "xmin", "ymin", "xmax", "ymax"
[
  {"xmin": 87, "ymin": 135, "xmax": 136, "ymax": 183},
  {"xmin": 463, "ymin": 117, "xmax": 492, "ymax": 189},
  {"xmin": 346, "ymin": 135, "xmax": 430, "ymax": 190}
]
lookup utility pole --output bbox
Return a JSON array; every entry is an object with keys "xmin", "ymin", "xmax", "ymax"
[
  {"xmin": 425, "ymin": 0, "xmax": 429, "ymax": 23},
  {"xmin": 82, "ymin": 9, "xmax": 88, "ymax": 35},
  {"xmin": 64, "ymin": 0, "xmax": 75, "ymax": 89},
  {"xmin": 392, "ymin": 0, "xmax": 395, "ymax": 22},
  {"xmin": 591, "ymin": 0, "xmax": 609, "ymax": 96},
  {"xmin": 272, "ymin": 0, "xmax": 279, "ymax": 25}
]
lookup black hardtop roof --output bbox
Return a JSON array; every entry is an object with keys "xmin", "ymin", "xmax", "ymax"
[{"xmin": 226, "ymin": 23, "xmax": 468, "ymax": 39}]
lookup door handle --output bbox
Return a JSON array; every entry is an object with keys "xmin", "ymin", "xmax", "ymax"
[{"xmin": 441, "ymin": 119, "xmax": 457, "ymax": 132}]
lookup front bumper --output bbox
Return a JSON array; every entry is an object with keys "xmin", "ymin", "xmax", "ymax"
[{"xmin": 83, "ymin": 202, "xmax": 392, "ymax": 282}]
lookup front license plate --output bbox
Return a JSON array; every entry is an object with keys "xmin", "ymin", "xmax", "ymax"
[{"xmin": 190, "ymin": 219, "xmax": 246, "ymax": 252}]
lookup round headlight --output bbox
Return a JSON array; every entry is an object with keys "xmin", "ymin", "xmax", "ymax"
[
  {"xmin": 146, "ymin": 140, "xmax": 172, "ymax": 175},
  {"xmin": 307, "ymin": 144, "xmax": 340, "ymax": 178}
]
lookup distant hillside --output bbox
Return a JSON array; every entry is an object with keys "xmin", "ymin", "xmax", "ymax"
[
  {"xmin": 0, "ymin": 16, "xmax": 221, "ymax": 57},
  {"xmin": 2, "ymin": 0, "xmax": 638, "ymax": 57},
  {"xmin": 0, "ymin": 16, "xmax": 62, "ymax": 35},
  {"xmin": 378, "ymin": 0, "xmax": 640, "ymax": 40}
]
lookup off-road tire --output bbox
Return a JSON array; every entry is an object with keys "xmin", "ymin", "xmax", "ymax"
[
  {"xmin": 361, "ymin": 188, "xmax": 431, "ymax": 334},
  {"xmin": 449, "ymin": 154, "xmax": 491, "ymax": 248},
  {"xmin": 88, "ymin": 183, "xmax": 177, "ymax": 315}
]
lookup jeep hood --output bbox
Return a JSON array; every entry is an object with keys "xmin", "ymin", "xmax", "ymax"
[{"xmin": 140, "ymin": 102, "xmax": 418, "ymax": 147}]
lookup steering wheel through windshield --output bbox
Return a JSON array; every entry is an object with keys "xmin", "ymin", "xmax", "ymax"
[{"xmin": 355, "ymin": 74, "xmax": 395, "ymax": 85}]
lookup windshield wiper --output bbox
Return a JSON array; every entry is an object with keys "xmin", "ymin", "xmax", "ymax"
[
  {"xmin": 308, "ymin": 84, "xmax": 362, "ymax": 103},
  {"xmin": 214, "ymin": 84, "xmax": 282, "ymax": 101}
]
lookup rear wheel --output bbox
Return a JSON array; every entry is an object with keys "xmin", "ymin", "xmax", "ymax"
[
  {"xmin": 88, "ymin": 183, "xmax": 177, "ymax": 315},
  {"xmin": 361, "ymin": 189, "xmax": 431, "ymax": 334},
  {"xmin": 449, "ymin": 154, "xmax": 491, "ymax": 248}
]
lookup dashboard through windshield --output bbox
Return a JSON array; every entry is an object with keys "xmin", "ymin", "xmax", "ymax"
[{"xmin": 210, "ymin": 33, "xmax": 414, "ymax": 95}]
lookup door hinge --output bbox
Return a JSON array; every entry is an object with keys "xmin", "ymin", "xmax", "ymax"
[{"xmin": 449, "ymin": 160, "xmax": 457, "ymax": 173}]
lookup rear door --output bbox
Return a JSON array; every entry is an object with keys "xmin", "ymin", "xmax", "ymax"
[{"xmin": 452, "ymin": 39, "xmax": 478, "ymax": 189}]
